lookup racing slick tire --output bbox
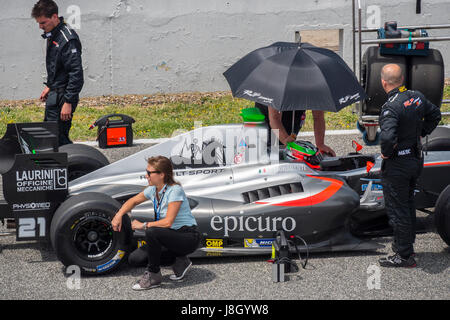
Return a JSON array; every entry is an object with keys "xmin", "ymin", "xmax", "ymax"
[
  {"xmin": 361, "ymin": 46, "xmax": 407, "ymax": 115},
  {"xmin": 409, "ymin": 49, "xmax": 445, "ymax": 108},
  {"xmin": 50, "ymin": 192, "xmax": 133, "ymax": 275},
  {"xmin": 434, "ymin": 185, "xmax": 450, "ymax": 246},
  {"xmin": 422, "ymin": 126, "xmax": 450, "ymax": 152},
  {"xmin": 0, "ymin": 138, "xmax": 20, "ymax": 175},
  {"xmin": 59, "ymin": 144, "xmax": 110, "ymax": 181}
]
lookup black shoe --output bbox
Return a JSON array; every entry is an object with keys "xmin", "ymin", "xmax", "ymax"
[
  {"xmin": 170, "ymin": 256, "xmax": 192, "ymax": 281},
  {"xmin": 379, "ymin": 253, "xmax": 417, "ymax": 268}
]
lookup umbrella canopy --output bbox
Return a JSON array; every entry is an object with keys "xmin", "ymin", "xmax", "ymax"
[{"xmin": 223, "ymin": 42, "xmax": 367, "ymax": 112}]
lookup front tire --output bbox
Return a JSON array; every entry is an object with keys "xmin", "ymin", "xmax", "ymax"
[
  {"xmin": 50, "ymin": 192, "xmax": 132, "ymax": 275},
  {"xmin": 435, "ymin": 185, "xmax": 450, "ymax": 246}
]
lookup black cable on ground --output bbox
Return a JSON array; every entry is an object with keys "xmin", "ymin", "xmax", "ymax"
[{"xmin": 291, "ymin": 235, "xmax": 309, "ymax": 269}]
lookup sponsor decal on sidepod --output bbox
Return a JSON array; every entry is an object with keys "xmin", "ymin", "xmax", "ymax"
[
  {"xmin": 244, "ymin": 239, "xmax": 274, "ymax": 248},
  {"xmin": 211, "ymin": 216, "xmax": 296, "ymax": 237}
]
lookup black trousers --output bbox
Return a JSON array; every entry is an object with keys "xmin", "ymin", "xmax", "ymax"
[
  {"xmin": 44, "ymin": 90, "xmax": 78, "ymax": 146},
  {"xmin": 130, "ymin": 226, "xmax": 201, "ymax": 273},
  {"xmin": 381, "ymin": 156, "xmax": 422, "ymax": 258},
  {"xmin": 129, "ymin": 244, "xmax": 176, "ymax": 268}
]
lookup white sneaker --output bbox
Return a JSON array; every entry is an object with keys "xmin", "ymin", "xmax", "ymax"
[{"xmin": 132, "ymin": 271, "xmax": 162, "ymax": 290}]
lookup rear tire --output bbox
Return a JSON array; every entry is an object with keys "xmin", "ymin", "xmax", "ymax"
[
  {"xmin": 59, "ymin": 144, "xmax": 109, "ymax": 181},
  {"xmin": 409, "ymin": 49, "xmax": 444, "ymax": 108},
  {"xmin": 50, "ymin": 192, "xmax": 133, "ymax": 275},
  {"xmin": 361, "ymin": 46, "xmax": 407, "ymax": 115},
  {"xmin": 435, "ymin": 185, "xmax": 450, "ymax": 246}
]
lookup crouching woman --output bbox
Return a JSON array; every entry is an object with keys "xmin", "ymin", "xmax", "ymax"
[{"xmin": 111, "ymin": 156, "xmax": 201, "ymax": 290}]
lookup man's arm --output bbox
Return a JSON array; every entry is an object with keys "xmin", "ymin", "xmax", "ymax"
[
  {"xmin": 421, "ymin": 97, "xmax": 441, "ymax": 137},
  {"xmin": 312, "ymin": 110, "xmax": 336, "ymax": 156},
  {"xmin": 61, "ymin": 39, "xmax": 84, "ymax": 105},
  {"xmin": 59, "ymin": 40, "xmax": 83, "ymax": 121},
  {"xmin": 39, "ymin": 86, "xmax": 50, "ymax": 102},
  {"xmin": 379, "ymin": 107, "xmax": 399, "ymax": 158},
  {"xmin": 268, "ymin": 106, "xmax": 295, "ymax": 145}
]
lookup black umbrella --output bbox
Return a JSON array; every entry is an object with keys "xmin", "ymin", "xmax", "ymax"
[{"xmin": 223, "ymin": 42, "xmax": 367, "ymax": 112}]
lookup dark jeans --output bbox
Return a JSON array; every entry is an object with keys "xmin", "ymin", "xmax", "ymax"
[
  {"xmin": 45, "ymin": 90, "xmax": 78, "ymax": 146},
  {"xmin": 381, "ymin": 156, "xmax": 422, "ymax": 258},
  {"xmin": 129, "ymin": 245, "xmax": 177, "ymax": 268},
  {"xmin": 131, "ymin": 226, "xmax": 201, "ymax": 273}
]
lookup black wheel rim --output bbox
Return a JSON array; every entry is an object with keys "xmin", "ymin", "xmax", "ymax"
[{"xmin": 72, "ymin": 215, "xmax": 114, "ymax": 260}]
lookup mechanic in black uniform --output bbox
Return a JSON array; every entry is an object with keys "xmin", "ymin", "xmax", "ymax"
[
  {"xmin": 378, "ymin": 64, "xmax": 441, "ymax": 268},
  {"xmin": 256, "ymin": 103, "xmax": 336, "ymax": 156},
  {"xmin": 32, "ymin": 0, "xmax": 84, "ymax": 146}
]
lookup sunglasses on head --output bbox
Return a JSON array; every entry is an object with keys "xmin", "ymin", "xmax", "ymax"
[{"xmin": 146, "ymin": 170, "xmax": 161, "ymax": 176}]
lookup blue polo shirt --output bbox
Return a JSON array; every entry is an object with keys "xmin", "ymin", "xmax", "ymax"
[{"xmin": 143, "ymin": 184, "xmax": 197, "ymax": 230}]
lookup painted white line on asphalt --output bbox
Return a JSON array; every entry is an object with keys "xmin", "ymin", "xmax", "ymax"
[
  {"xmin": 75, "ymin": 129, "xmax": 361, "ymax": 146},
  {"xmin": 298, "ymin": 129, "xmax": 360, "ymax": 137}
]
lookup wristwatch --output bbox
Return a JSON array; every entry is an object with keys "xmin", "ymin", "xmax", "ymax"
[{"xmin": 142, "ymin": 222, "xmax": 148, "ymax": 230}]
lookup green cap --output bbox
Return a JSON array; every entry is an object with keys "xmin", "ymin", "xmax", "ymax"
[{"xmin": 240, "ymin": 107, "xmax": 265, "ymax": 123}]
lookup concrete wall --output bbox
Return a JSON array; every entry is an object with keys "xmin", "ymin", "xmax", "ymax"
[{"xmin": 0, "ymin": 0, "xmax": 449, "ymax": 100}]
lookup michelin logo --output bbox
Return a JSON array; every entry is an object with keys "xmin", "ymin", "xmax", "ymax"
[{"xmin": 244, "ymin": 239, "xmax": 274, "ymax": 248}]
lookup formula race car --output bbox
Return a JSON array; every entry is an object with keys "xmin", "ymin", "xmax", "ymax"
[{"xmin": 1, "ymin": 112, "xmax": 449, "ymax": 275}]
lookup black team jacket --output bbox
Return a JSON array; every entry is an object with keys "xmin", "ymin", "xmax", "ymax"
[
  {"xmin": 379, "ymin": 85, "xmax": 441, "ymax": 159},
  {"xmin": 42, "ymin": 17, "xmax": 83, "ymax": 104}
]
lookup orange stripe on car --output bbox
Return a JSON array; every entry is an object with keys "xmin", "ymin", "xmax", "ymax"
[
  {"xmin": 255, "ymin": 175, "xmax": 343, "ymax": 207},
  {"xmin": 424, "ymin": 161, "xmax": 450, "ymax": 167}
]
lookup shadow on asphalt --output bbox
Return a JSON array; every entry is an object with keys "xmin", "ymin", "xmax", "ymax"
[
  {"xmin": 0, "ymin": 240, "xmax": 59, "ymax": 263},
  {"xmin": 97, "ymin": 263, "xmax": 217, "ymax": 289},
  {"xmin": 191, "ymin": 250, "xmax": 384, "ymax": 266},
  {"xmin": 414, "ymin": 251, "xmax": 450, "ymax": 275},
  {"xmin": 2, "ymin": 232, "xmax": 447, "ymax": 279}
]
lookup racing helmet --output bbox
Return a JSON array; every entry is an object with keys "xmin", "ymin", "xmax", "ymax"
[{"xmin": 285, "ymin": 140, "xmax": 323, "ymax": 169}]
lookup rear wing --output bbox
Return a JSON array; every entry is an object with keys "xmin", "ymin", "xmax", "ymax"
[{"xmin": 0, "ymin": 122, "xmax": 67, "ymax": 241}]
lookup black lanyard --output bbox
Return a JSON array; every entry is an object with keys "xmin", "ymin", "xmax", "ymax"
[{"xmin": 153, "ymin": 185, "xmax": 167, "ymax": 221}]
